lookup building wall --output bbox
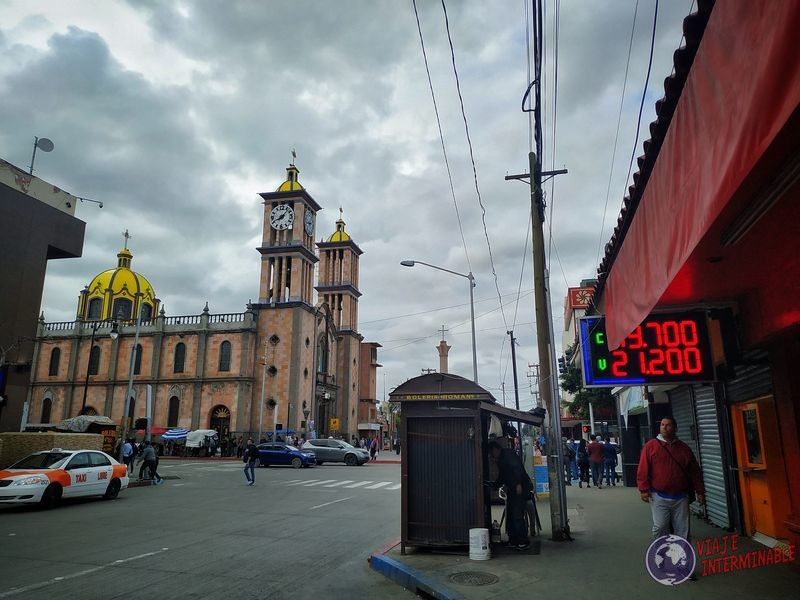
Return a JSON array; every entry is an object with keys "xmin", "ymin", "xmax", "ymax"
[{"xmin": 0, "ymin": 167, "xmax": 84, "ymax": 432}]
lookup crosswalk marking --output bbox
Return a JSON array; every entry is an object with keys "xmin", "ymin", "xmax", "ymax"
[
  {"xmin": 304, "ymin": 480, "xmax": 337, "ymax": 487},
  {"xmin": 387, "ymin": 483, "xmax": 401, "ymax": 490},
  {"xmin": 288, "ymin": 480, "xmax": 317, "ymax": 486},
  {"xmin": 322, "ymin": 480, "xmax": 355, "ymax": 487},
  {"xmin": 365, "ymin": 482, "xmax": 391, "ymax": 490},
  {"xmin": 283, "ymin": 480, "xmax": 302, "ymax": 485},
  {"xmin": 343, "ymin": 481, "xmax": 372, "ymax": 489}
]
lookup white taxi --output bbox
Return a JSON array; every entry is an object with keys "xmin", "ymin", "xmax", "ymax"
[{"xmin": 0, "ymin": 448, "xmax": 129, "ymax": 508}]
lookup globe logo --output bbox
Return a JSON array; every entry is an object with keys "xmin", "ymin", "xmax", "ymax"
[{"xmin": 645, "ymin": 535, "xmax": 696, "ymax": 585}]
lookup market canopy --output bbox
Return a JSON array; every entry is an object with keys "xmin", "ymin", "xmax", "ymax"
[
  {"xmin": 57, "ymin": 415, "xmax": 116, "ymax": 433},
  {"xmin": 162, "ymin": 428, "xmax": 190, "ymax": 440}
]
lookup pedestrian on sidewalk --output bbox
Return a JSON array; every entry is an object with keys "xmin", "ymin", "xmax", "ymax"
[
  {"xmin": 602, "ymin": 436, "xmax": 619, "ymax": 486},
  {"xmin": 562, "ymin": 437, "xmax": 576, "ymax": 485},
  {"xmin": 588, "ymin": 435, "xmax": 605, "ymax": 488},
  {"xmin": 637, "ymin": 416, "xmax": 705, "ymax": 540},
  {"xmin": 488, "ymin": 441, "xmax": 532, "ymax": 550},
  {"xmin": 243, "ymin": 439, "xmax": 259, "ymax": 486},
  {"xmin": 140, "ymin": 440, "xmax": 164, "ymax": 485},
  {"xmin": 576, "ymin": 438, "xmax": 591, "ymax": 488},
  {"xmin": 568, "ymin": 437, "xmax": 579, "ymax": 481},
  {"xmin": 394, "ymin": 437, "xmax": 401, "ymax": 455},
  {"xmin": 370, "ymin": 438, "xmax": 378, "ymax": 460},
  {"xmin": 122, "ymin": 439, "xmax": 134, "ymax": 475}
]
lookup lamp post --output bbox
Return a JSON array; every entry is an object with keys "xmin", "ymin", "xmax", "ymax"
[
  {"xmin": 81, "ymin": 319, "xmax": 119, "ymax": 414},
  {"xmin": 401, "ymin": 260, "xmax": 478, "ymax": 383}
]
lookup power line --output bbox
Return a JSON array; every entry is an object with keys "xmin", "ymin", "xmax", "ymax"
[
  {"xmin": 595, "ymin": 0, "xmax": 640, "ymax": 267},
  {"xmin": 411, "ymin": 0, "xmax": 472, "ymax": 272},
  {"xmin": 440, "ymin": 0, "xmax": 508, "ymax": 329},
  {"xmin": 622, "ymin": 0, "xmax": 660, "ymax": 204}
]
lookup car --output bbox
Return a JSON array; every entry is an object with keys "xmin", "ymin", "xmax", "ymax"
[
  {"xmin": 0, "ymin": 448, "xmax": 129, "ymax": 508},
  {"xmin": 301, "ymin": 439, "xmax": 370, "ymax": 466},
  {"xmin": 256, "ymin": 443, "xmax": 316, "ymax": 468}
]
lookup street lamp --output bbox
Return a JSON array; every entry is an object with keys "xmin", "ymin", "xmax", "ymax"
[
  {"xmin": 400, "ymin": 260, "xmax": 478, "ymax": 383},
  {"xmin": 81, "ymin": 319, "xmax": 119, "ymax": 414}
]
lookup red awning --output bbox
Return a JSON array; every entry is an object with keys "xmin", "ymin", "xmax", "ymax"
[
  {"xmin": 605, "ymin": 1, "xmax": 800, "ymax": 349},
  {"xmin": 135, "ymin": 426, "xmax": 168, "ymax": 435}
]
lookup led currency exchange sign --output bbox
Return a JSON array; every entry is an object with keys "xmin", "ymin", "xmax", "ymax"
[{"xmin": 578, "ymin": 311, "xmax": 715, "ymax": 387}]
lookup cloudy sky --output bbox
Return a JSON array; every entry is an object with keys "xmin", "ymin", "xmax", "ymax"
[{"xmin": 2, "ymin": 0, "xmax": 694, "ymax": 408}]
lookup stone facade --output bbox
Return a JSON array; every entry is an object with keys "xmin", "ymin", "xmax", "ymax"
[{"xmin": 24, "ymin": 165, "xmax": 381, "ymax": 441}]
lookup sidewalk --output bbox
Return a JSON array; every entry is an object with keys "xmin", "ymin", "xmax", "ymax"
[{"xmin": 371, "ymin": 483, "xmax": 797, "ymax": 599}]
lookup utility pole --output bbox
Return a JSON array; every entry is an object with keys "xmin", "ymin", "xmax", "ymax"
[{"xmin": 508, "ymin": 330, "xmax": 522, "ymax": 457}]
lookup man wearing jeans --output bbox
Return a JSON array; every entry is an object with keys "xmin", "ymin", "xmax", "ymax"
[
  {"xmin": 637, "ymin": 417, "xmax": 705, "ymax": 540},
  {"xmin": 243, "ymin": 439, "xmax": 259, "ymax": 486}
]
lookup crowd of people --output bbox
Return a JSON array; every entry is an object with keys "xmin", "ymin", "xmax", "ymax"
[{"xmin": 562, "ymin": 434, "xmax": 621, "ymax": 489}]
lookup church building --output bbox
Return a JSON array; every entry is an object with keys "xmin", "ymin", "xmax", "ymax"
[{"xmin": 24, "ymin": 164, "xmax": 381, "ymax": 442}]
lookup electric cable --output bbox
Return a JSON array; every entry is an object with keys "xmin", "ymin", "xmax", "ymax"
[{"xmin": 411, "ymin": 0, "xmax": 472, "ymax": 272}]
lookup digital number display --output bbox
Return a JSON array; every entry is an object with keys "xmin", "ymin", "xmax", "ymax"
[{"xmin": 578, "ymin": 312, "xmax": 715, "ymax": 387}]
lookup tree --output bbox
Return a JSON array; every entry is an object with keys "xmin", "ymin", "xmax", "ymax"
[{"xmin": 560, "ymin": 360, "xmax": 615, "ymax": 421}]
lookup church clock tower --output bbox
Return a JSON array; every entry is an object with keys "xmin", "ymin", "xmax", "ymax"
[{"xmin": 253, "ymin": 162, "xmax": 322, "ymax": 436}]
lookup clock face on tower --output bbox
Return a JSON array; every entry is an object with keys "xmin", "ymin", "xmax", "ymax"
[
  {"xmin": 270, "ymin": 204, "xmax": 294, "ymax": 230},
  {"xmin": 304, "ymin": 210, "xmax": 314, "ymax": 235}
]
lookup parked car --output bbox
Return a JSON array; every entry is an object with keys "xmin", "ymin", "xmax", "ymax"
[
  {"xmin": 301, "ymin": 439, "xmax": 369, "ymax": 466},
  {"xmin": 256, "ymin": 443, "xmax": 316, "ymax": 468},
  {"xmin": 0, "ymin": 448, "xmax": 129, "ymax": 508}
]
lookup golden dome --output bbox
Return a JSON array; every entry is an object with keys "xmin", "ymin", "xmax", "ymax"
[
  {"xmin": 79, "ymin": 247, "xmax": 160, "ymax": 322},
  {"xmin": 276, "ymin": 164, "xmax": 304, "ymax": 192},
  {"xmin": 327, "ymin": 218, "xmax": 351, "ymax": 242}
]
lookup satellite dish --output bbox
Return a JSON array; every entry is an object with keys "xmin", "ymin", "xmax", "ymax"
[{"xmin": 36, "ymin": 138, "xmax": 54, "ymax": 152}]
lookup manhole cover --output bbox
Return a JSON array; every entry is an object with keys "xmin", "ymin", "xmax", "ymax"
[{"xmin": 448, "ymin": 571, "xmax": 499, "ymax": 586}]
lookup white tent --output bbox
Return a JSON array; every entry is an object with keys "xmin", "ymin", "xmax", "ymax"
[{"xmin": 185, "ymin": 429, "xmax": 218, "ymax": 448}]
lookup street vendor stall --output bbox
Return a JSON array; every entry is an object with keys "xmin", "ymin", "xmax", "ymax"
[{"xmin": 390, "ymin": 373, "xmax": 545, "ymax": 554}]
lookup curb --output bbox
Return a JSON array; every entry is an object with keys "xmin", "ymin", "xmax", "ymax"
[{"xmin": 369, "ymin": 543, "xmax": 463, "ymax": 600}]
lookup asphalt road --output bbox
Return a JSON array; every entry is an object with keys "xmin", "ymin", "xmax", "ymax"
[{"xmin": 0, "ymin": 460, "xmax": 412, "ymax": 599}]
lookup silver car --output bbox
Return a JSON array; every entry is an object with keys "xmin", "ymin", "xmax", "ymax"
[{"xmin": 301, "ymin": 439, "xmax": 369, "ymax": 466}]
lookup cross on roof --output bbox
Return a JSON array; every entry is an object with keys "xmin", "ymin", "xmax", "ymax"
[
  {"xmin": 439, "ymin": 325, "xmax": 448, "ymax": 341},
  {"xmin": 122, "ymin": 229, "xmax": 131, "ymax": 249},
  {"xmin": 291, "ymin": 148, "xmax": 297, "ymax": 165}
]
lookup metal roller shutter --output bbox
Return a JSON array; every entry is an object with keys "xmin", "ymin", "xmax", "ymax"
[
  {"xmin": 693, "ymin": 384, "xmax": 729, "ymax": 528},
  {"xmin": 668, "ymin": 386, "xmax": 702, "ymax": 515}
]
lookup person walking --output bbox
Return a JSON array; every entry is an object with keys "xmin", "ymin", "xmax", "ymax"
[
  {"xmin": 122, "ymin": 439, "xmax": 134, "ymax": 475},
  {"xmin": 140, "ymin": 440, "xmax": 164, "ymax": 485},
  {"xmin": 369, "ymin": 438, "xmax": 378, "ymax": 461},
  {"xmin": 394, "ymin": 437, "xmax": 401, "ymax": 455},
  {"xmin": 587, "ymin": 435, "xmax": 605, "ymax": 488},
  {"xmin": 243, "ymin": 439, "xmax": 259, "ymax": 486},
  {"xmin": 576, "ymin": 438, "xmax": 591, "ymax": 488},
  {"xmin": 637, "ymin": 416, "xmax": 705, "ymax": 541},
  {"xmin": 562, "ymin": 437, "xmax": 576, "ymax": 486},
  {"xmin": 488, "ymin": 441, "xmax": 533, "ymax": 550},
  {"xmin": 602, "ymin": 436, "xmax": 619, "ymax": 486}
]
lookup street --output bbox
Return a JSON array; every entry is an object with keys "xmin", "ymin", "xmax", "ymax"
[{"xmin": 0, "ymin": 460, "xmax": 412, "ymax": 599}]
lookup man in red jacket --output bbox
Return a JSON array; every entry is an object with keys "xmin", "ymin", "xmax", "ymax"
[
  {"xmin": 637, "ymin": 417, "xmax": 705, "ymax": 540},
  {"xmin": 587, "ymin": 435, "xmax": 605, "ymax": 488}
]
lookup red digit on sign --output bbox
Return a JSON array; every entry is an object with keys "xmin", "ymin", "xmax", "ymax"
[
  {"xmin": 648, "ymin": 349, "xmax": 665, "ymax": 375},
  {"xmin": 627, "ymin": 326, "xmax": 645, "ymax": 350},
  {"xmin": 665, "ymin": 348, "xmax": 684, "ymax": 374},
  {"xmin": 645, "ymin": 322, "xmax": 662, "ymax": 346},
  {"xmin": 680, "ymin": 320, "xmax": 698, "ymax": 346},
  {"xmin": 684, "ymin": 347, "xmax": 703, "ymax": 374},
  {"xmin": 611, "ymin": 350, "xmax": 628, "ymax": 376},
  {"xmin": 662, "ymin": 321, "xmax": 680, "ymax": 347}
]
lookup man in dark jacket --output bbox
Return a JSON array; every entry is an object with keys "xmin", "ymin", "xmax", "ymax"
[
  {"xmin": 140, "ymin": 441, "xmax": 163, "ymax": 485},
  {"xmin": 637, "ymin": 416, "xmax": 705, "ymax": 540},
  {"xmin": 243, "ymin": 439, "xmax": 259, "ymax": 486},
  {"xmin": 488, "ymin": 441, "xmax": 532, "ymax": 550}
]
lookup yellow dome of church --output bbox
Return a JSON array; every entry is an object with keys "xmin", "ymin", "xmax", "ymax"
[
  {"xmin": 327, "ymin": 218, "xmax": 351, "ymax": 242},
  {"xmin": 276, "ymin": 163, "xmax": 304, "ymax": 192},
  {"xmin": 78, "ymin": 242, "xmax": 160, "ymax": 323}
]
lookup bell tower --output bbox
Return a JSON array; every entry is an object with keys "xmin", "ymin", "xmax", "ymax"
[
  {"xmin": 252, "ymin": 161, "xmax": 321, "ymax": 438},
  {"xmin": 316, "ymin": 212, "xmax": 363, "ymax": 436}
]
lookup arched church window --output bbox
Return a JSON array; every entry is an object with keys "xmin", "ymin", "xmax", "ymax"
[
  {"xmin": 88, "ymin": 346, "xmax": 101, "ymax": 375},
  {"xmin": 168, "ymin": 396, "xmax": 180, "ymax": 427},
  {"xmin": 87, "ymin": 298, "xmax": 103, "ymax": 320},
  {"xmin": 113, "ymin": 298, "xmax": 133, "ymax": 321},
  {"xmin": 174, "ymin": 343, "xmax": 186, "ymax": 373},
  {"xmin": 48, "ymin": 347, "xmax": 60, "ymax": 376},
  {"xmin": 133, "ymin": 344, "xmax": 143, "ymax": 375},
  {"xmin": 41, "ymin": 396, "xmax": 52, "ymax": 423},
  {"xmin": 219, "ymin": 341, "xmax": 231, "ymax": 372},
  {"xmin": 317, "ymin": 336, "xmax": 328, "ymax": 374},
  {"xmin": 141, "ymin": 303, "xmax": 153, "ymax": 322}
]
